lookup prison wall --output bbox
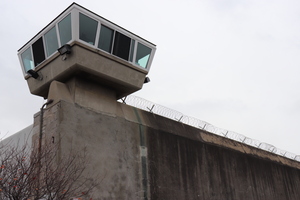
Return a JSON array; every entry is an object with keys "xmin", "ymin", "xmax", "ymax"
[{"xmin": 33, "ymin": 100, "xmax": 300, "ymax": 200}]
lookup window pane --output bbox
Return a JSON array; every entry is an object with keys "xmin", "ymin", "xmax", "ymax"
[
  {"xmin": 136, "ymin": 43, "xmax": 152, "ymax": 68},
  {"xmin": 113, "ymin": 32, "xmax": 131, "ymax": 60},
  {"xmin": 21, "ymin": 47, "xmax": 34, "ymax": 72},
  {"xmin": 44, "ymin": 26, "xmax": 59, "ymax": 57},
  {"xmin": 98, "ymin": 25, "xmax": 113, "ymax": 53},
  {"xmin": 58, "ymin": 14, "xmax": 72, "ymax": 45},
  {"xmin": 32, "ymin": 37, "xmax": 46, "ymax": 66},
  {"xmin": 129, "ymin": 39, "xmax": 135, "ymax": 62},
  {"xmin": 79, "ymin": 13, "xmax": 98, "ymax": 45}
]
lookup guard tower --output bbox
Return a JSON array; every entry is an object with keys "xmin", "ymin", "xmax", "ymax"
[
  {"xmin": 17, "ymin": 3, "xmax": 158, "ymax": 198},
  {"xmin": 18, "ymin": 3, "xmax": 156, "ymax": 112}
]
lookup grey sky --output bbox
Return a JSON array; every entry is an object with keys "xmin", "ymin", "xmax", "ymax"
[{"xmin": 1, "ymin": 0, "xmax": 300, "ymax": 155}]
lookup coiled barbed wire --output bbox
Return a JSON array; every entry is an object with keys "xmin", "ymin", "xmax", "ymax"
[{"xmin": 120, "ymin": 95, "xmax": 299, "ymax": 162}]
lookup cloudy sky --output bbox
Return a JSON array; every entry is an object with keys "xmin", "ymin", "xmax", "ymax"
[{"xmin": 1, "ymin": 0, "xmax": 300, "ymax": 155}]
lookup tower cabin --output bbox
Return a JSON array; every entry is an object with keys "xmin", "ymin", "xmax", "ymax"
[{"xmin": 17, "ymin": 3, "xmax": 156, "ymax": 103}]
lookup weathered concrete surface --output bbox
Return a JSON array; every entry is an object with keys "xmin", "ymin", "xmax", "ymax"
[
  {"xmin": 147, "ymin": 128, "xmax": 300, "ymax": 200},
  {"xmin": 33, "ymin": 100, "xmax": 300, "ymax": 200},
  {"xmin": 34, "ymin": 101, "xmax": 144, "ymax": 199},
  {"xmin": 48, "ymin": 78, "xmax": 118, "ymax": 114}
]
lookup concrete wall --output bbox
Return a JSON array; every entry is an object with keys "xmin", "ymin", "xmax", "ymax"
[
  {"xmin": 33, "ymin": 99, "xmax": 300, "ymax": 200},
  {"xmin": 1, "ymin": 125, "xmax": 33, "ymax": 149},
  {"xmin": 34, "ymin": 101, "xmax": 144, "ymax": 199},
  {"xmin": 147, "ymin": 127, "xmax": 300, "ymax": 200}
]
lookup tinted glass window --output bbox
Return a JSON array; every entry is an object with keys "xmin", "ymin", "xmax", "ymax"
[
  {"xmin": 58, "ymin": 14, "xmax": 72, "ymax": 45},
  {"xmin": 44, "ymin": 26, "xmax": 59, "ymax": 57},
  {"xmin": 21, "ymin": 47, "xmax": 34, "ymax": 72},
  {"xmin": 32, "ymin": 37, "xmax": 46, "ymax": 66},
  {"xmin": 98, "ymin": 25, "xmax": 114, "ymax": 53},
  {"xmin": 113, "ymin": 32, "xmax": 131, "ymax": 60},
  {"xmin": 136, "ymin": 43, "xmax": 151, "ymax": 68},
  {"xmin": 79, "ymin": 13, "xmax": 98, "ymax": 45}
]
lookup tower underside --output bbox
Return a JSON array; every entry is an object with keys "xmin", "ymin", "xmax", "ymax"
[{"xmin": 26, "ymin": 42, "xmax": 148, "ymax": 100}]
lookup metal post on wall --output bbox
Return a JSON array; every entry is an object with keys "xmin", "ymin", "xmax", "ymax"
[{"xmin": 37, "ymin": 99, "xmax": 53, "ymax": 198}]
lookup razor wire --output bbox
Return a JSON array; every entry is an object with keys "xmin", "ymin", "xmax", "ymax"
[{"xmin": 120, "ymin": 95, "xmax": 300, "ymax": 162}]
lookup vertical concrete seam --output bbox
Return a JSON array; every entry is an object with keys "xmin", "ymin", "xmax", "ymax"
[{"xmin": 133, "ymin": 107, "xmax": 149, "ymax": 200}]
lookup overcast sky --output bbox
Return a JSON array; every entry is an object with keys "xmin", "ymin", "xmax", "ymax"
[{"xmin": 1, "ymin": 0, "xmax": 299, "ymax": 155}]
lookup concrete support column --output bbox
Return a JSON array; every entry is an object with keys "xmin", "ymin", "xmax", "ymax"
[{"xmin": 47, "ymin": 77, "xmax": 118, "ymax": 115}]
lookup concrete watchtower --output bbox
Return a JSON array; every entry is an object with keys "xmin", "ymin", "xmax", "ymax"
[
  {"xmin": 17, "ymin": 4, "xmax": 156, "ymax": 198},
  {"xmin": 18, "ymin": 3, "xmax": 156, "ymax": 113}
]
